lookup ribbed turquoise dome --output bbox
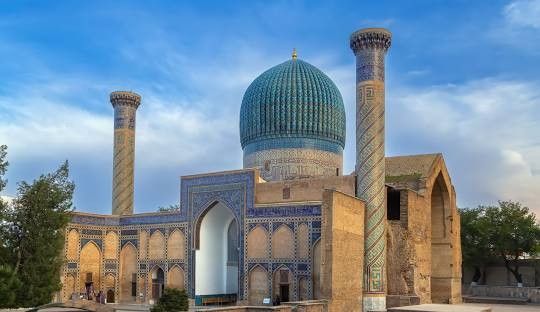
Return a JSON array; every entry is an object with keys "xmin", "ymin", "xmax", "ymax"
[{"xmin": 240, "ymin": 59, "xmax": 346, "ymax": 150}]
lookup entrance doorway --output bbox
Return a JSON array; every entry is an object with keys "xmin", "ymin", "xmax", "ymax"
[
  {"xmin": 279, "ymin": 285, "xmax": 290, "ymax": 302},
  {"xmin": 106, "ymin": 289, "xmax": 115, "ymax": 303},
  {"xmin": 273, "ymin": 267, "xmax": 292, "ymax": 303},
  {"xmin": 195, "ymin": 201, "xmax": 238, "ymax": 303},
  {"xmin": 151, "ymin": 267, "xmax": 165, "ymax": 300}
]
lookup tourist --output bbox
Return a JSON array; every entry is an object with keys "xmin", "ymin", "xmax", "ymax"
[{"xmin": 273, "ymin": 295, "xmax": 281, "ymax": 306}]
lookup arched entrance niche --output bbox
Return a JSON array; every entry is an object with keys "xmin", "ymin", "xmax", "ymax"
[
  {"xmin": 195, "ymin": 201, "xmax": 239, "ymax": 301},
  {"xmin": 167, "ymin": 265, "xmax": 185, "ymax": 290},
  {"xmin": 79, "ymin": 241, "xmax": 101, "ymax": 295},
  {"xmin": 430, "ymin": 172, "xmax": 453, "ymax": 303},
  {"xmin": 119, "ymin": 243, "xmax": 137, "ymax": 303},
  {"xmin": 104, "ymin": 274, "xmax": 115, "ymax": 303},
  {"xmin": 107, "ymin": 289, "xmax": 115, "ymax": 304},
  {"xmin": 150, "ymin": 266, "xmax": 165, "ymax": 300},
  {"xmin": 248, "ymin": 265, "xmax": 269, "ymax": 305},
  {"xmin": 273, "ymin": 266, "xmax": 292, "ymax": 303}
]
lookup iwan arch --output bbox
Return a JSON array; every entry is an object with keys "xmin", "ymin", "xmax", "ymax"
[{"xmin": 60, "ymin": 28, "xmax": 461, "ymax": 311}]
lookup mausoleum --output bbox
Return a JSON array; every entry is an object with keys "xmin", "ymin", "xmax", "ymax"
[{"xmin": 59, "ymin": 28, "xmax": 462, "ymax": 311}]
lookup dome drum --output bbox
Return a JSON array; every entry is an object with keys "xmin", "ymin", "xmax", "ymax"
[{"xmin": 244, "ymin": 147, "xmax": 343, "ymax": 182}]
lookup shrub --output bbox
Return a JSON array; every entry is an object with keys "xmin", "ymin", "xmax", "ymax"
[{"xmin": 151, "ymin": 288, "xmax": 189, "ymax": 312}]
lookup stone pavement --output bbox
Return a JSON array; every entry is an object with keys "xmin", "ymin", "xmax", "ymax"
[
  {"xmin": 389, "ymin": 303, "xmax": 540, "ymax": 312},
  {"xmin": 467, "ymin": 303, "xmax": 540, "ymax": 312},
  {"xmin": 388, "ymin": 304, "xmax": 492, "ymax": 312}
]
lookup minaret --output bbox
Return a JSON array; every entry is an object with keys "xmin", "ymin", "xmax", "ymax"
[
  {"xmin": 110, "ymin": 91, "xmax": 141, "ymax": 215},
  {"xmin": 350, "ymin": 28, "xmax": 391, "ymax": 312}
]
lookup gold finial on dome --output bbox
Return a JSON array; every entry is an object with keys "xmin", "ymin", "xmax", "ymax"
[{"xmin": 292, "ymin": 48, "xmax": 297, "ymax": 60}]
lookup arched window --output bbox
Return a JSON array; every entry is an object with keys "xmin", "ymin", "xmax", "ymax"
[{"xmin": 227, "ymin": 219, "xmax": 238, "ymax": 264}]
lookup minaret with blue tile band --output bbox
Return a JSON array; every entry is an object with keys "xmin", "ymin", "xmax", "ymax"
[
  {"xmin": 110, "ymin": 91, "xmax": 141, "ymax": 215},
  {"xmin": 350, "ymin": 28, "xmax": 391, "ymax": 312}
]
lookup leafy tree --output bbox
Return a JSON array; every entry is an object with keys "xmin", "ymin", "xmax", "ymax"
[
  {"xmin": 158, "ymin": 203, "xmax": 180, "ymax": 212},
  {"xmin": 0, "ymin": 145, "xmax": 19, "ymax": 308},
  {"xmin": 0, "ymin": 150, "xmax": 74, "ymax": 307},
  {"xmin": 483, "ymin": 201, "xmax": 540, "ymax": 284},
  {"xmin": 459, "ymin": 207, "xmax": 493, "ymax": 283},
  {"xmin": 0, "ymin": 265, "xmax": 20, "ymax": 307},
  {"xmin": 151, "ymin": 288, "xmax": 189, "ymax": 312},
  {"xmin": 0, "ymin": 145, "xmax": 7, "ymax": 192}
]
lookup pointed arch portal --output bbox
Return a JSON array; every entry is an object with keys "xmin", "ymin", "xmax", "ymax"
[
  {"xmin": 431, "ymin": 172, "xmax": 453, "ymax": 303},
  {"xmin": 195, "ymin": 201, "xmax": 239, "ymax": 303}
]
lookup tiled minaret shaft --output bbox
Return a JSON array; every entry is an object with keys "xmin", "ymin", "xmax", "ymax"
[
  {"xmin": 110, "ymin": 91, "xmax": 141, "ymax": 215},
  {"xmin": 350, "ymin": 28, "xmax": 391, "ymax": 312}
]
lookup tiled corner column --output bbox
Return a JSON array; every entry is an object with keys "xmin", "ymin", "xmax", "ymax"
[
  {"xmin": 110, "ymin": 91, "xmax": 141, "ymax": 215},
  {"xmin": 350, "ymin": 28, "xmax": 391, "ymax": 312}
]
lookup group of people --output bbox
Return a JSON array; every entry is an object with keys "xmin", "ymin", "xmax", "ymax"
[{"xmin": 84, "ymin": 282, "xmax": 106, "ymax": 304}]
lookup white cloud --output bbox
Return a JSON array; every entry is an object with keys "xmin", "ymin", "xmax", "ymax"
[
  {"xmin": 504, "ymin": 0, "xmax": 540, "ymax": 29},
  {"xmin": 0, "ymin": 79, "xmax": 243, "ymax": 211},
  {"xmin": 1, "ymin": 15, "xmax": 538, "ymax": 218},
  {"xmin": 387, "ymin": 78, "xmax": 540, "ymax": 216},
  {"xmin": 0, "ymin": 28, "xmax": 275, "ymax": 212},
  {"xmin": 2, "ymin": 70, "xmax": 539, "ymax": 218},
  {"xmin": 490, "ymin": 0, "xmax": 540, "ymax": 50},
  {"xmin": 259, "ymin": 53, "xmax": 540, "ymax": 216}
]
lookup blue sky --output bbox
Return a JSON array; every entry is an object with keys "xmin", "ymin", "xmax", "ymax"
[{"xmin": 0, "ymin": 0, "xmax": 539, "ymax": 215}]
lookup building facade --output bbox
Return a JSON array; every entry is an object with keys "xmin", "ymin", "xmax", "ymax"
[{"xmin": 60, "ymin": 28, "xmax": 462, "ymax": 311}]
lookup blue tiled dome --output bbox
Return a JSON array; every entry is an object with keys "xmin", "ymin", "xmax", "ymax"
[{"xmin": 239, "ymin": 59, "xmax": 346, "ymax": 151}]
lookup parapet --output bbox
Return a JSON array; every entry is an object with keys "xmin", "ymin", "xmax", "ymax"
[
  {"xmin": 350, "ymin": 28, "xmax": 392, "ymax": 53},
  {"xmin": 110, "ymin": 91, "xmax": 142, "ymax": 108}
]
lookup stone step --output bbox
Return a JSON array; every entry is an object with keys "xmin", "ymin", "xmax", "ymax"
[{"xmin": 462, "ymin": 295, "xmax": 528, "ymax": 305}]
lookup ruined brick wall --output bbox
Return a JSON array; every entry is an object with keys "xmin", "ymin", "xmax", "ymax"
[
  {"xmin": 387, "ymin": 222, "xmax": 414, "ymax": 295},
  {"xmin": 386, "ymin": 190, "xmax": 430, "ymax": 303},
  {"xmin": 386, "ymin": 155, "xmax": 462, "ymax": 305},
  {"xmin": 407, "ymin": 190, "xmax": 431, "ymax": 303}
]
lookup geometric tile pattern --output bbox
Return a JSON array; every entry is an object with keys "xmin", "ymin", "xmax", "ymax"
[
  {"xmin": 239, "ymin": 59, "xmax": 346, "ymax": 150},
  {"xmin": 66, "ymin": 169, "xmax": 325, "ymax": 303},
  {"xmin": 110, "ymin": 91, "xmax": 141, "ymax": 216},
  {"xmin": 181, "ymin": 170, "xmax": 255, "ymax": 299},
  {"xmin": 350, "ymin": 28, "xmax": 391, "ymax": 312},
  {"xmin": 244, "ymin": 147, "xmax": 342, "ymax": 181}
]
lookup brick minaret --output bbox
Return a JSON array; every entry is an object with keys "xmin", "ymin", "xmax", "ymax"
[
  {"xmin": 350, "ymin": 28, "xmax": 391, "ymax": 312},
  {"xmin": 110, "ymin": 91, "xmax": 141, "ymax": 215}
]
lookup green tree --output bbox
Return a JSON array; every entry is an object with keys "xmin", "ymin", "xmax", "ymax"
[
  {"xmin": 0, "ymin": 265, "xmax": 21, "ymax": 307},
  {"xmin": 0, "ymin": 145, "xmax": 19, "ymax": 308},
  {"xmin": 157, "ymin": 203, "xmax": 180, "ymax": 212},
  {"xmin": 0, "ymin": 152, "xmax": 74, "ymax": 307},
  {"xmin": 150, "ymin": 288, "xmax": 189, "ymax": 312},
  {"xmin": 459, "ymin": 207, "xmax": 493, "ymax": 284},
  {"xmin": 484, "ymin": 201, "xmax": 540, "ymax": 284},
  {"xmin": 0, "ymin": 145, "xmax": 7, "ymax": 193}
]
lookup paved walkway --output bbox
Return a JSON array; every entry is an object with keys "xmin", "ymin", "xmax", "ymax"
[
  {"xmin": 389, "ymin": 304, "xmax": 492, "ymax": 312},
  {"xmin": 467, "ymin": 303, "xmax": 540, "ymax": 312},
  {"xmin": 390, "ymin": 303, "xmax": 540, "ymax": 312},
  {"xmin": 4, "ymin": 302, "xmax": 540, "ymax": 312}
]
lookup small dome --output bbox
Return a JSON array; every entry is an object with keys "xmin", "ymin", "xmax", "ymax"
[{"xmin": 239, "ymin": 59, "xmax": 346, "ymax": 149}]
